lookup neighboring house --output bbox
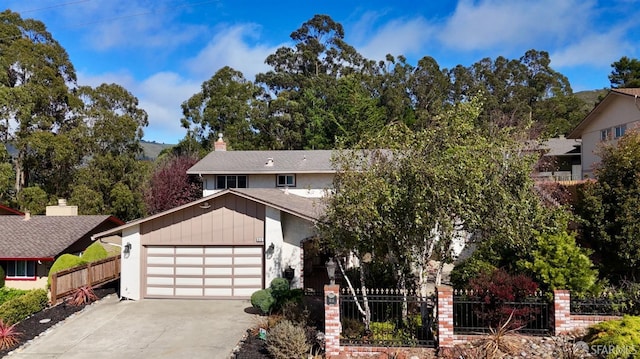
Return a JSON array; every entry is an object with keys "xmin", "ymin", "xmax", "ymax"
[
  {"xmin": 0, "ymin": 203, "xmax": 24, "ymax": 216},
  {"xmin": 568, "ymin": 88, "xmax": 640, "ymax": 178},
  {"xmin": 187, "ymin": 136, "xmax": 335, "ymax": 198},
  {"xmin": 0, "ymin": 200, "xmax": 124, "ymax": 290},
  {"xmin": 92, "ymin": 188, "xmax": 324, "ymax": 300},
  {"xmin": 531, "ymin": 135, "xmax": 582, "ymax": 181}
]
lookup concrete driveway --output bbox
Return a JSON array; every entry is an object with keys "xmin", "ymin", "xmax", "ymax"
[{"xmin": 7, "ymin": 296, "xmax": 256, "ymax": 359}]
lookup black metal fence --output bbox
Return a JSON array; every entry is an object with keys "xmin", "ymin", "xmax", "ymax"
[
  {"xmin": 570, "ymin": 294, "xmax": 627, "ymax": 316},
  {"xmin": 340, "ymin": 288, "xmax": 437, "ymax": 348},
  {"xmin": 453, "ymin": 290, "xmax": 552, "ymax": 335}
]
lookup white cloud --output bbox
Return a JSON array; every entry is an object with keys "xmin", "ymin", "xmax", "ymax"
[
  {"xmin": 551, "ymin": 31, "xmax": 632, "ymax": 68},
  {"xmin": 185, "ymin": 24, "xmax": 282, "ymax": 81},
  {"xmin": 438, "ymin": 0, "xmax": 593, "ymax": 51},
  {"xmin": 357, "ymin": 17, "xmax": 434, "ymax": 62}
]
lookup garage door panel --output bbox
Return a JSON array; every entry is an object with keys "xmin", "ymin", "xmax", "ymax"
[
  {"xmin": 234, "ymin": 267, "xmax": 262, "ymax": 276},
  {"xmin": 175, "ymin": 288, "xmax": 203, "ymax": 296},
  {"xmin": 205, "ymin": 257, "xmax": 232, "ymax": 265},
  {"xmin": 145, "ymin": 245, "xmax": 263, "ymax": 299},
  {"xmin": 176, "ymin": 256, "xmax": 203, "ymax": 265}
]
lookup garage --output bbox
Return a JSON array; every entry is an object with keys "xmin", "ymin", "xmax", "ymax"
[{"xmin": 144, "ymin": 245, "xmax": 263, "ymax": 299}]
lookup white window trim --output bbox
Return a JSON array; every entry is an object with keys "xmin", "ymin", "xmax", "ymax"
[{"xmin": 276, "ymin": 174, "xmax": 296, "ymax": 187}]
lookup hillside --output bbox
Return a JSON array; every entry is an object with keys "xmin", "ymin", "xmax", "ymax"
[
  {"xmin": 574, "ymin": 89, "xmax": 608, "ymax": 113},
  {"xmin": 140, "ymin": 141, "xmax": 175, "ymax": 160}
]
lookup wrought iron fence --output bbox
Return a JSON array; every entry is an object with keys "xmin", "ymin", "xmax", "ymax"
[
  {"xmin": 340, "ymin": 288, "xmax": 437, "ymax": 348},
  {"xmin": 453, "ymin": 289, "xmax": 551, "ymax": 335},
  {"xmin": 570, "ymin": 293, "xmax": 628, "ymax": 316}
]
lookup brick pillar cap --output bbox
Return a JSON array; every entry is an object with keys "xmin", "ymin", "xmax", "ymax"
[
  {"xmin": 324, "ymin": 284, "xmax": 340, "ymax": 291},
  {"xmin": 436, "ymin": 285, "xmax": 453, "ymax": 291}
]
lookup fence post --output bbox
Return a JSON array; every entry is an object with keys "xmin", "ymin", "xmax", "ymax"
[
  {"xmin": 437, "ymin": 286, "xmax": 455, "ymax": 347},
  {"xmin": 554, "ymin": 289, "xmax": 572, "ymax": 335},
  {"xmin": 50, "ymin": 273, "xmax": 58, "ymax": 304},
  {"xmin": 324, "ymin": 284, "xmax": 341, "ymax": 357},
  {"xmin": 87, "ymin": 261, "xmax": 93, "ymax": 287}
]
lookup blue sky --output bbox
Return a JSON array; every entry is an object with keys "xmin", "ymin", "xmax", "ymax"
[{"xmin": 5, "ymin": 0, "xmax": 640, "ymax": 144}]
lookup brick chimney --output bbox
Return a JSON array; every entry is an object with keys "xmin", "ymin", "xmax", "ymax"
[{"xmin": 214, "ymin": 133, "xmax": 227, "ymax": 151}]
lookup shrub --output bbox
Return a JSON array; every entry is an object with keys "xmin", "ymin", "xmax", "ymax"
[
  {"xmin": 450, "ymin": 256, "xmax": 497, "ymax": 289},
  {"xmin": 371, "ymin": 321, "xmax": 395, "ymax": 341},
  {"xmin": 517, "ymin": 231, "xmax": 598, "ymax": 296},
  {"xmin": 69, "ymin": 285, "xmax": 98, "ymax": 306},
  {"xmin": 341, "ymin": 317, "xmax": 365, "ymax": 339},
  {"xmin": 48, "ymin": 254, "xmax": 87, "ymax": 287},
  {"xmin": 267, "ymin": 320, "xmax": 310, "ymax": 359},
  {"xmin": 0, "ymin": 266, "xmax": 4, "ymax": 288},
  {"xmin": 468, "ymin": 268, "xmax": 540, "ymax": 330},
  {"xmin": 269, "ymin": 278, "xmax": 290, "ymax": 303},
  {"xmin": 584, "ymin": 316, "xmax": 640, "ymax": 359},
  {"xmin": 81, "ymin": 242, "xmax": 108, "ymax": 262},
  {"xmin": 0, "ymin": 289, "xmax": 48, "ymax": 324},
  {"xmin": 0, "ymin": 319, "xmax": 20, "ymax": 350},
  {"xmin": 251, "ymin": 289, "xmax": 275, "ymax": 315},
  {"xmin": 0, "ymin": 288, "xmax": 27, "ymax": 306}
]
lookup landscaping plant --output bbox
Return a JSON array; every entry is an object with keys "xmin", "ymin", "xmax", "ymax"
[
  {"xmin": 70, "ymin": 285, "xmax": 98, "ymax": 306},
  {"xmin": 266, "ymin": 319, "xmax": 310, "ymax": 359},
  {"xmin": 0, "ymin": 289, "xmax": 48, "ymax": 325},
  {"xmin": 81, "ymin": 242, "xmax": 108, "ymax": 262},
  {"xmin": 250, "ymin": 289, "xmax": 275, "ymax": 315},
  {"xmin": 584, "ymin": 315, "xmax": 640, "ymax": 359},
  {"xmin": 0, "ymin": 319, "xmax": 20, "ymax": 350}
]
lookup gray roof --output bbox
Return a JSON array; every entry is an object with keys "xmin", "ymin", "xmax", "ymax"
[
  {"xmin": 541, "ymin": 137, "xmax": 581, "ymax": 156},
  {"xmin": 0, "ymin": 215, "xmax": 122, "ymax": 259},
  {"xmin": 187, "ymin": 150, "xmax": 335, "ymax": 175},
  {"xmin": 231, "ymin": 188, "xmax": 325, "ymax": 221}
]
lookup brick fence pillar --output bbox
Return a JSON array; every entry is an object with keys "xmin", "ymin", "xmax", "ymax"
[
  {"xmin": 324, "ymin": 284, "xmax": 341, "ymax": 357},
  {"xmin": 554, "ymin": 289, "xmax": 572, "ymax": 335},
  {"xmin": 437, "ymin": 285, "xmax": 455, "ymax": 347}
]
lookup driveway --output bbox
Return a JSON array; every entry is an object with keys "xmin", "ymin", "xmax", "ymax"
[{"xmin": 7, "ymin": 296, "xmax": 256, "ymax": 359}]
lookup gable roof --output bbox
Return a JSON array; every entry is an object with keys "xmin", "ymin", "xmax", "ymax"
[
  {"xmin": 0, "ymin": 215, "xmax": 124, "ymax": 259},
  {"xmin": 187, "ymin": 150, "xmax": 335, "ymax": 175},
  {"xmin": 91, "ymin": 189, "xmax": 325, "ymax": 240},
  {"xmin": 0, "ymin": 204, "xmax": 24, "ymax": 216},
  {"xmin": 568, "ymin": 88, "xmax": 640, "ymax": 139}
]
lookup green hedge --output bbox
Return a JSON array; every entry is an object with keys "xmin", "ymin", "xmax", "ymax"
[
  {"xmin": 0, "ymin": 288, "xmax": 27, "ymax": 306},
  {"xmin": 0, "ymin": 289, "xmax": 48, "ymax": 324},
  {"xmin": 81, "ymin": 242, "xmax": 108, "ymax": 262}
]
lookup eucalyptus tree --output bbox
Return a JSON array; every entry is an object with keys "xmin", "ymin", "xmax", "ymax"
[
  {"xmin": 72, "ymin": 83, "xmax": 150, "ymax": 220},
  {"xmin": 181, "ymin": 66, "xmax": 263, "ymax": 150},
  {"xmin": 255, "ymin": 14, "xmax": 367, "ymax": 149},
  {"xmin": 0, "ymin": 10, "xmax": 82, "ymax": 196}
]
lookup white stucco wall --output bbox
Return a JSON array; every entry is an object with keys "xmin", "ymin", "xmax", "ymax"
[
  {"xmin": 281, "ymin": 213, "xmax": 316, "ymax": 288},
  {"xmin": 120, "ymin": 225, "xmax": 141, "ymax": 300},
  {"xmin": 201, "ymin": 173, "xmax": 333, "ymax": 197},
  {"xmin": 264, "ymin": 207, "xmax": 316, "ymax": 289}
]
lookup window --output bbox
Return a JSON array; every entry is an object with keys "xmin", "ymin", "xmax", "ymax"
[
  {"xmin": 4, "ymin": 260, "xmax": 36, "ymax": 279},
  {"xmin": 277, "ymin": 174, "xmax": 295, "ymax": 187},
  {"xmin": 615, "ymin": 124, "xmax": 627, "ymax": 138},
  {"xmin": 216, "ymin": 175, "xmax": 247, "ymax": 189},
  {"xmin": 601, "ymin": 128, "xmax": 612, "ymax": 141}
]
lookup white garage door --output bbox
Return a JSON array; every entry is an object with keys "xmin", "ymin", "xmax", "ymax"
[{"xmin": 144, "ymin": 246, "xmax": 263, "ymax": 299}]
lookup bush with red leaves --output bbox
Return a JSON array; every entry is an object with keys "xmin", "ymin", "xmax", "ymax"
[{"xmin": 468, "ymin": 268, "xmax": 540, "ymax": 330}]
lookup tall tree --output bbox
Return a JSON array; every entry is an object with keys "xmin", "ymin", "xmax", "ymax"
[
  {"xmin": 255, "ymin": 14, "xmax": 366, "ymax": 149},
  {"xmin": 181, "ymin": 66, "xmax": 263, "ymax": 150},
  {"xmin": 609, "ymin": 56, "xmax": 640, "ymax": 88},
  {"xmin": 73, "ymin": 83, "xmax": 150, "ymax": 221},
  {"xmin": 0, "ymin": 10, "xmax": 81, "ymax": 196}
]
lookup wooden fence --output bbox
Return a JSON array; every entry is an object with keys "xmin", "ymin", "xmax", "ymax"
[{"xmin": 50, "ymin": 255, "xmax": 121, "ymax": 304}]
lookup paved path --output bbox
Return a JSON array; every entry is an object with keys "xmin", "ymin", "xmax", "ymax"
[{"xmin": 6, "ymin": 296, "xmax": 256, "ymax": 359}]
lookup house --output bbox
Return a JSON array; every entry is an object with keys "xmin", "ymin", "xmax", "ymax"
[
  {"xmin": 186, "ymin": 135, "xmax": 335, "ymax": 198},
  {"xmin": 0, "ymin": 200, "xmax": 124, "ymax": 290},
  {"xmin": 568, "ymin": 88, "xmax": 640, "ymax": 178},
  {"xmin": 531, "ymin": 135, "xmax": 582, "ymax": 181},
  {"xmin": 91, "ymin": 188, "xmax": 324, "ymax": 300}
]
